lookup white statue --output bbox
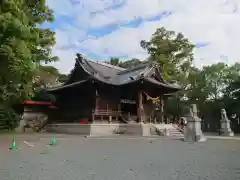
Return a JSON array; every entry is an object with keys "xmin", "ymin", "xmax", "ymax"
[
  {"xmin": 184, "ymin": 104, "xmax": 206, "ymax": 142},
  {"xmin": 220, "ymin": 109, "xmax": 234, "ymax": 136}
]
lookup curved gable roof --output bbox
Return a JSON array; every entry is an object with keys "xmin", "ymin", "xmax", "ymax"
[{"xmin": 47, "ymin": 54, "xmax": 181, "ymax": 92}]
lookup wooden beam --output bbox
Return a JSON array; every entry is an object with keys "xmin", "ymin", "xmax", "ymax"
[
  {"xmin": 137, "ymin": 91, "xmax": 144, "ymax": 123},
  {"xmin": 159, "ymin": 94, "xmax": 164, "ymax": 123}
]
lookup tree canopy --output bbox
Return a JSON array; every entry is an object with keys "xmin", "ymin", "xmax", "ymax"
[
  {"xmin": 0, "ymin": 0, "xmax": 57, "ymax": 105},
  {"xmin": 141, "ymin": 27, "xmax": 195, "ymax": 81},
  {"xmin": 104, "ymin": 57, "xmax": 143, "ymax": 69},
  {"xmin": 0, "ymin": 0, "xmax": 58, "ymax": 129}
]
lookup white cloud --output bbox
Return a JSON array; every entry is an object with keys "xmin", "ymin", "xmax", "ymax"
[
  {"xmin": 90, "ymin": 0, "xmax": 167, "ymax": 27},
  {"xmin": 77, "ymin": 21, "xmax": 160, "ymax": 59},
  {"xmin": 48, "ymin": 0, "xmax": 240, "ymax": 73},
  {"xmin": 158, "ymin": 0, "xmax": 240, "ymax": 67},
  {"xmin": 50, "ymin": 47, "xmax": 76, "ymax": 74}
]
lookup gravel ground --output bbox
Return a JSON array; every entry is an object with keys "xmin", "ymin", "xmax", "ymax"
[{"xmin": 0, "ymin": 134, "xmax": 240, "ymax": 180}]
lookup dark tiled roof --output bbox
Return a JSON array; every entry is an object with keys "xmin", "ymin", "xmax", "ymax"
[
  {"xmin": 47, "ymin": 79, "xmax": 89, "ymax": 92},
  {"xmin": 144, "ymin": 77, "xmax": 181, "ymax": 89},
  {"xmin": 47, "ymin": 57, "xmax": 181, "ymax": 92},
  {"xmin": 77, "ymin": 58, "xmax": 152, "ymax": 85},
  {"xmin": 113, "ymin": 63, "xmax": 153, "ymax": 84},
  {"xmin": 87, "ymin": 60, "xmax": 125, "ymax": 78}
]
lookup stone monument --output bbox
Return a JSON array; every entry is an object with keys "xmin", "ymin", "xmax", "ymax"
[
  {"xmin": 184, "ymin": 104, "xmax": 206, "ymax": 142},
  {"xmin": 220, "ymin": 109, "xmax": 234, "ymax": 136}
]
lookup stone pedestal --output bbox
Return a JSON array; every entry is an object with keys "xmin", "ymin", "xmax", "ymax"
[
  {"xmin": 184, "ymin": 104, "xmax": 206, "ymax": 142},
  {"xmin": 184, "ymin": 118, "xmax": 206, "ymax": 142},
  {"xmin": 220, "ymin": 109, "xmax": 234, "ymax": 136},
  {"xmin": 220, "ymin": 120, "xmax": 234, "ymax": 136}
]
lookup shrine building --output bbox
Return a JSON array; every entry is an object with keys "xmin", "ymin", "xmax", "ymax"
[{"xmin": 46, "ymin": 54, "xmax": 181, "ymax": 124}]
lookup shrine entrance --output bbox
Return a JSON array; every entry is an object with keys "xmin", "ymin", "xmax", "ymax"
[{"xmin": 120, "ymin": 99, "xmax": 137, "ymax": 115}]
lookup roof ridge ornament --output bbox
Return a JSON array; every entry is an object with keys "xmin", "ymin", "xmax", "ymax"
[{"xmin": 76, "ymin": 53, "xmax": 84, "ymax": 63}]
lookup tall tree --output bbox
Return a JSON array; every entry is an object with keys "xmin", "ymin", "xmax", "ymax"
[
  {"xmin": 109, "ymin": 57, "xmax": 120, "ymax": 66},
  {"xmin": 140, "ymin": 27, "xmax": 195, "ymax": 81},
  {"xmin": 141, "ymin": 27, "xmax": 195, "ymax": 120},
  {"xmin": 201, "ymin": 63, "xmax": 230, "ymax": 101},
  {"xmin": 223, "ymin": 76, "xmax": 240, "ymax": 116},
  {"xmin": 119, "ymin": 58, "xmax": 143, "ymax": 69},
  {"xmin": 33, "ymin": 65, "xmax": 64, "ymax": 88},
  {"xmin": 0, "ymin": 0, "xmax": 57, "ymax": 105},
  {"xmin": 105, "ymin": 57, "xmax": 143, "ymax": 69}
]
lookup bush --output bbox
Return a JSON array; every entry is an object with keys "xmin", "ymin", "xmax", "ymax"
[{"xmin": 0, "ymin": 105, "xmax": 21, "ymax": 131}]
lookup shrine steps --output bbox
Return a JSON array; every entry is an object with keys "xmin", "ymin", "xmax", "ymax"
[
  {"xmin": 167, "ymin": 128, "xmax": 184, "ymax": 137},
  {"xmin": 154, "ymin": 124, "xmax": 184, "ymax": 137}
]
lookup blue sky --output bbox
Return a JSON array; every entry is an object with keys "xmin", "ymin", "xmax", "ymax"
[{"xmin": 46, "ymin": 0, "xmax": 240, "ymax": 74}]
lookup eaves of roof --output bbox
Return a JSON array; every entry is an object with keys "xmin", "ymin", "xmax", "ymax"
[{"xmin": 46, "ymin": 57, "xmax": 181, "ymax": 92}]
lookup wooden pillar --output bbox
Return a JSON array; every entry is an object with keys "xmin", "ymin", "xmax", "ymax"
[
  {"xmin": 92, "ymin": 111, "xmax": 95, "ymax": 123},
  {"xmin": 92, "ymin": 89, "xmax": 98, "ymax": 123},
  {"xmin": 118, "ymin": 103, "xmax": 121, "ymax": 113},
  {"xmin": 95, "ymin": 89, "xmax": 99, "ymax": 110},
  {"xmin": 159, "ymin": 94, "xmax": 164, "ymax": 124},
  {"xmin": 137, "ymin": 91, "xmax": 144, "ymax": 123},
  {"xmin": 109, "ymin": 116, "xmax": 112, "ymax": 124},
  {"xmin": 117, "ymin": 103, "xmax": 121, "ymax": 122}
]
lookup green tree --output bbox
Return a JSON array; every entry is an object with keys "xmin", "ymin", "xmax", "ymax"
[
  {"xmin": 119, "ymin": 58, "xmax": 143, "ymax": 68},
  {"xmin": 164, "ymin": 67, "xmax": 200, "ymax": 121},
  {"xmin": 0, "ymin": 0, "xmax": 57, "ymax": 129},
  {"xmin": 109, "ymin": 57, "xmax": 120, "ymax": 66},
  {"xmin": 31, "ymin": 65, "xmax": 69, "ymax": 103},
  {"xmin": 141, "ymin": 27, "xmax": 195, "ymax": 120},
  {"xmin": 0, "ymin": 0, "xmax": 57, "ymax": 105},
  {"xmin": 185, "ymin": 67, "xmax": 206, "ymax": 102},
  {"xmin": 201, "ymin": 63, "xmax": 231, "ymax": 101},
  {"xmin": 224, "ymin": 77, "xmax": 240, "ymax": 115},
  {"xmin": 104, "ymin": 57, "xmax": 120, "ymax": 67},
  {"xmin": 33, "ymin": 65, "xmax": 63, "ymax": 88},
  {"xmin": 32, "ymin": 65, "xmax": 68, "ymax": 102},
  {"xmin": 105, "ymin": 57, "xmax": 143, "ymax": 69},
  {"xmin": 58, "ymin": 74, "xmax": 69, "ymax": 83},
  {"xmin": 141, "ymin": 27, "xmax": 195, "ymax": 81}
]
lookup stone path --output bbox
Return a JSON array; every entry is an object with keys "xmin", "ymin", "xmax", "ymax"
[
  {"xmin": 206, "ymin": 136, "xmax": 240, "ymax": 140},
  {"xmin": 0, "ymin": 134, "xmax": 240, "ymax": 180}
]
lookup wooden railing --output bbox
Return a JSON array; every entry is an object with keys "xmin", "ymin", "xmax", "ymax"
[
  {"xmin": 93, "ymin": 110, "xmax": 121, "ymax": 116},
  {"xmin": 92, "ymin": 109, "xmax": 140, "ymax": 124},
  {"xmin": 92, "ymin": 109, "xmax": 121, "ymax": 123}
]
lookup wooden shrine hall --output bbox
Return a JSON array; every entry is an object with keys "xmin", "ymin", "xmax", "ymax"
[{"xmin": 46, "ymin": 54, "xmax": 181, "ymax": 124}]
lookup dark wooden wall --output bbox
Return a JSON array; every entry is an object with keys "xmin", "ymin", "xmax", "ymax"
[
  {"xmin": 51, "ymin": 82, "xmax": 96, "ymax": 122},
  {"xmin": 96, "ymin": 86, "xmax": 119, "ymax": 111},
  {"xmin": 50, "ymin": 80, "xmax": 171, "ymax": 123}
]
